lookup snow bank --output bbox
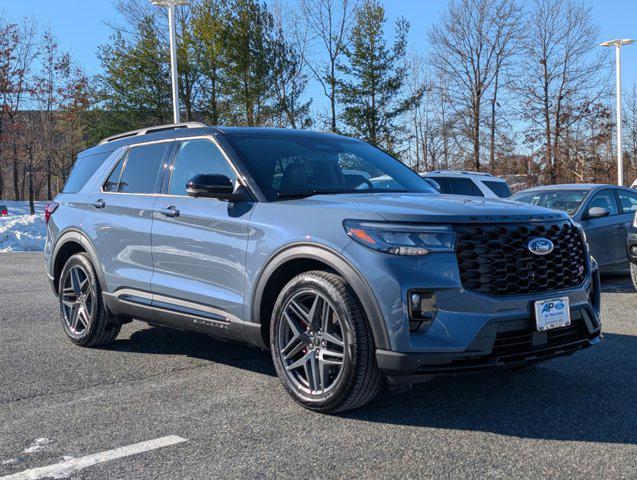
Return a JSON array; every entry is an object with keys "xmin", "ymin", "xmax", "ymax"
[{"xmin": 0, "ymin": 201, "xmax": 48, "ymax": 252}]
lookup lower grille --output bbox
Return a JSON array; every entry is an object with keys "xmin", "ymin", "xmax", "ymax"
[
  {"xmin": 455, "ymin": 220, "xmax": 587, "ymax": 295},
  {"xmin": 492, "ymin": 319, "xmax": 590, "ymax": 359}
]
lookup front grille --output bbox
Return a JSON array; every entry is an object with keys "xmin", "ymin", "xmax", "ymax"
[{"xmin": 455, "ymin": 221, "xmax": 587, "ymax": 295}]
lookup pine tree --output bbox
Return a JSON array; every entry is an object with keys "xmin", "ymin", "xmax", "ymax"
[
  {"xmin": 221, "ymin": 0, "xmax": 275, "ymax": 126},
  {"xmin": 192, "ymin": 0, "xmax": 229, "ymax": 124},
  {"xmin": 337, "ymin": 0, "xmax": 410, "ymax": 154},
  {"xmin": 97, "ymin": 15, "xmax": 172, "ymax": 133}
]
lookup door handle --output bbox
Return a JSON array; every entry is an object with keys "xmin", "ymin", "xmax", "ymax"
[
  {"xmin": 92, "ymin": 199, "xmax": 105, "ymax": 209},
  {"xmin": 159, "ymin": 206, "xmax": 179, "ymax": 218}
]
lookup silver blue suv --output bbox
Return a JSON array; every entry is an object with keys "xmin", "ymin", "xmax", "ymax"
[{"xmin": 45, "ymin": 123, "xmax": 602, "ymax": 412}]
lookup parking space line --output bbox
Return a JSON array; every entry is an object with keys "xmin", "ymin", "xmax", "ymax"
[{"xmin": 0, "ymin": 435, "xmax": 187, "ymax": 480}]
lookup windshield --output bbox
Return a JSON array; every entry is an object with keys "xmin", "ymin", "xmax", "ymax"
[
  {"xmin": 225, "ymin": 133, "xmax": 436, "ymax": 201},
  {"xmin": 510, "ymin": 189, "xmax": 589, "ymax": 215}
]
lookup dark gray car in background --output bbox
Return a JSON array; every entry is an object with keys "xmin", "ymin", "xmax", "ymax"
[
  {"xmin": 511, "ymin": 184, "xmax": 637, "ymax": 274},
  {"xmin": 44, "ymin": 123, "xmax": 602, "ymax": 412}
]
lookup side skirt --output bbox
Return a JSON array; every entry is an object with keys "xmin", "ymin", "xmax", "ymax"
[{"xmin": 102, "ymin": 289, "xmax": 263, "ymax": 346}]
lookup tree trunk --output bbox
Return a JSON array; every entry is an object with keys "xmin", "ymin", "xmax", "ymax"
[
  {"xmin": 489, "ymin": 70, "xmax": 500, "ymax": 170},
  {"xmin": 330, "ymin": 61, "xmax": 337, "ymax": 133},
  {"xmin": 13, "ymin": 153, "xmax": 20, "ymax": 201},
  {"xmin": 47, "ymin": 157, "xmax": 52, "ymax": 201},
  {"xmin": 28, "ymin": 163, "xmax": 35, "ymax": 216}
]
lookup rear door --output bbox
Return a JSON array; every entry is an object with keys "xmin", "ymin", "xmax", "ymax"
[
  {"xmin": 616, "ymin": 188, "xmax": 637, "ymax": 250},
  {"xmin": 85, "ymin": 141, "xmax": 172, "ymax": 293},
  {"xmin": 150, "ymin": 137, "xmax": 254, "ymax": 330},
  {"xmin": 581, "ymin": 188, "xmax": 622, "ymax": 267}
]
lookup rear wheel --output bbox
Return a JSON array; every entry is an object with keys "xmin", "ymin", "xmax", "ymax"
[
  {"xmin": 59, "ymin": 253, "xmax": 121, "ymax": 347},
  {"xmin": 270, "ymin": 271, "xmax": 382, "ymax": 413}
]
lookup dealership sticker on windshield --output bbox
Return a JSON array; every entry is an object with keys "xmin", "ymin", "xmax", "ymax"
[{"xmin": 534, "ymin": 297, "xmax": 570, "ymax": 331}]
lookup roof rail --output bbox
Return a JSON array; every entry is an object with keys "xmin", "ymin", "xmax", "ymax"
[
  {"xmin": 430, "ymin": 170, "xmax": 495, "ymax": 177},
  {"xmin": 98, "ymin": 122, "xmax": 208, "ymax": 145}
]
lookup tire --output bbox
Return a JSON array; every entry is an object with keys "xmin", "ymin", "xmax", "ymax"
[
  {"xmin": 270, "ymin": 270, "xmax": 383, "ymax": 413},
  {"xmin": 631, "ymin": 263, "xmax": 637, "ymax": 291},
  {"xmin": 58, "ymin": 253, "xmax": 121, "ymax": 347}
]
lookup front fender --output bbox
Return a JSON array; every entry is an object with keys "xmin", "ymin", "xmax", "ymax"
[{"xmin": 250, "ymin": 242, "xmax": 391, "ymax": 350}]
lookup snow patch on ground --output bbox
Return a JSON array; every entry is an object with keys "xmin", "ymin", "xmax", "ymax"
[{"xmin": 0, "ymin": 200, "xmax": 48, "ymax": 252}]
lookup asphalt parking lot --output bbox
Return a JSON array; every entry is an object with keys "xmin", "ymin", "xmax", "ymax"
[{"xmin": 0, "ymin": 253, "xmax": 635, "ymax": 479}]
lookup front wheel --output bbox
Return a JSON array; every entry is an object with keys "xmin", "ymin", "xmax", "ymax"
[{"xmin": 270, "ymin": 271, "xmax": 383, "ymax": 413}]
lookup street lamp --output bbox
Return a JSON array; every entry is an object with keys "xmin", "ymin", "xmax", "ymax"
[
  {"xmin": 151, "ymin": 0, "xmax": 191, "ymax": 124},
  {"xmin": 601, "ymin": 38, "xmax": 635, "ymax": 186}
]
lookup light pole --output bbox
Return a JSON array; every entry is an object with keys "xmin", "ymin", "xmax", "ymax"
[
  {"xmin": 601, "ymin": 38, "xmax": 635, "ymax": 186},
  {"xmin": 151, "ymin": 0, "xmax": 191, "ymax": 124}
]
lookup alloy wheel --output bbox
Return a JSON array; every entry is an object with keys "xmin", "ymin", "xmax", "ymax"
[
  {"xmin": 277, "ymin": 290, "xmax": 347, "ymax": 395},
  {"xmin": 61, "ymin": 265, "xmax": 94, "ymax": 335}
]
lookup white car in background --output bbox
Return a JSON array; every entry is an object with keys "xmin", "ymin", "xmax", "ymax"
[
  {"xmin": 631, "ymin": 178, "xmax": 637, "ymax": 189},
  {"xmin": 421, "ymin": 170, "xmax": 513, "ymax": 198}
]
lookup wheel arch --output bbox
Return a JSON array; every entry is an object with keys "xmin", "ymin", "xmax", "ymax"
[
  {"xmin": 51, "ymin": 229, "xmax": 106, "ymax": 296},
  {"xmin": 251, "ymin": 243, "xmax": 390, "ymax": 350}
]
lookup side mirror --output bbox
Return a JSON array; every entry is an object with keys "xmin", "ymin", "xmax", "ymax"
[
  {"xmin": 585, "ymin": 206, "xmax": 610, "ymax": 219},
  {"xmin": 186, "ymin": 174, "xmax": 248, "ymax": 201}
]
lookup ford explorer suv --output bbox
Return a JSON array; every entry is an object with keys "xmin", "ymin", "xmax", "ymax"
[{"xmin": 45, "ymin": 123, "xmax": 601, "ymax": 413}]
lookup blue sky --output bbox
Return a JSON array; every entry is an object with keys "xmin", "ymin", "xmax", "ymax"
[{"xmin": 2, "ymin": 0, "xmax": 636, "ymax": 107}]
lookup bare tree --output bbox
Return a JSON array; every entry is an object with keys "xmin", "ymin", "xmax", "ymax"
[
  {"xmin": 429, "ymin": 0, "xmax": 520, "ymax": 171},
  {"xmin": 0, "ymin": 14, "xmax": 38, "ymax": 200},
  {"xmin": 300, "ymin": 0, "xmax": 356, "ymax": 132},
  {"xmin": 517, "ymin": 0, "xmax": 605, "ymax": 183}
]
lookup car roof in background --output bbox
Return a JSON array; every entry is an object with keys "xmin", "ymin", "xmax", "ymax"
[
  {"xmin": 514, "ymin": 184, "xmax": 614, "ymax": 193},
  {"xmin": 424, "ymin": 170, "xmax": 501, "ymax": 179}
]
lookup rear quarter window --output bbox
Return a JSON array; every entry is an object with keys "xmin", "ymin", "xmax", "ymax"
[
  {"xmin": 434, "ymin": 177, "xmax": 484, "ymax": 196},
  {"xmin": 62, "ymin": 151, "xmax": 114, "ymax": 194},
  {"xmin": 482, "ymin": 180, "xmax": 512, "ymax": 198}
]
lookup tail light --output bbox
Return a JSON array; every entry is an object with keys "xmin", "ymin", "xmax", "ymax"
[{"xmin": 45, "ymin": 202, "xmax": 59, "ymax": 225}]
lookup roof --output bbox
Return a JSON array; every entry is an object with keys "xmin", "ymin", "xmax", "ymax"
[{"xmin": 81, "ymin": 123, "xmax": 353, "ymax": 158}]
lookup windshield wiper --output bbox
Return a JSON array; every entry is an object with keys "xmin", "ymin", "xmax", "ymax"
[{"xmin": 276, "ymin": 189, "xmax": 348, "ymax": 200}]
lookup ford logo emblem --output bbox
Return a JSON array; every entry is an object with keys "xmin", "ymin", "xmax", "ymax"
[{"xmin": 528, "ymin": 238, "xmax": 554, "ymax": 256}]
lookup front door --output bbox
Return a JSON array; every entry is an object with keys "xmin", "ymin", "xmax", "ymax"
[
  {"xmin": 581, "ymin": 188, "xmax": 623, "ymax": 267},
  {"xmin": 150, "ymin": 138, "xmax": 254, "ymax": 334}
]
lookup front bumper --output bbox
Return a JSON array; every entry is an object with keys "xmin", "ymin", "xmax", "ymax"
[{"xmin": 377, "ymin": 305, "xmax": 601, "ymax": 383}]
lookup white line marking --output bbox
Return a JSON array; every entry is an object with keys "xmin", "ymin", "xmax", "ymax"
[{"xmin": 0, "ymin": 435, "xmax": 187, "ymax": 480}]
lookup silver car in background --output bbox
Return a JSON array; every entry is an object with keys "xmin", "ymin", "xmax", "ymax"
[{"xmin": 511, "ymin": 184, "xmax": 637, "ymax": 273}]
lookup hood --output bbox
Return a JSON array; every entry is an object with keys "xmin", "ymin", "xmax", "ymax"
[{"xmin": 280, "ymin": 193, "xmax": 569, "ymax": 224}]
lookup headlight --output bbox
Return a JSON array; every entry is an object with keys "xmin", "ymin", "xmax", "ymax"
[
  {"xmin": 343, "ymin": 220, "xmax": 456, "ymax": 255},
  {"xmin": 633, "ymin": 211, "xmax": 637, "ymax": 228}
]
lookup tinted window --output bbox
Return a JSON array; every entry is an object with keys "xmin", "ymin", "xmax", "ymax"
[
  {"xmin": 511, "ymin": 189, "xmax": 589, "ymax": 215},
  {"xmin": 617, "ymin": 189, "xmax": 637, "ymax": 213},
  {"xmin": 103, "ymin": 156, "xmax": 125, "ymax": 192},
  {"xmin": 587, "ymin": 189, "xmax": 618, "ymax": 215},
  {"xmin": 62, "ymin": 151, "xmax": 113, "ymax": 193},
  {"xmin": 117, "ymin": 143, "xmax": 169, "ymax": 194},
  {"xmin": 482, "ymin": 180, "xmax": 512, "ymax": 198},
  {"xmin": 225, "ymin": 134, "xmax": 436, "ymax": 201},
  {"xmin": 169, "ymin": 139, "xmax": 236, "ymax": 196},
  {"xmin": 434, "ymin": 177, "xmax": 484, "ymax": 197}
]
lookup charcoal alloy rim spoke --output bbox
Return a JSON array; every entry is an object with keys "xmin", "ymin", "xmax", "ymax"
[
  {"xmin": 62, "ymin": 266, "xmax": 93, "ymax": 335},
  {"xmin": 278, "ymin": 290, "xmax": 346, "ymax": 395}
]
